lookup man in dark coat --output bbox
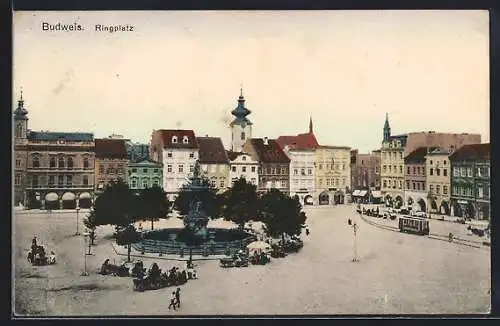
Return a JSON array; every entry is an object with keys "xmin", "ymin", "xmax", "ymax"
[{"xmin": 175, "ymin": 288, "xmax": 181, "ymax": 308}]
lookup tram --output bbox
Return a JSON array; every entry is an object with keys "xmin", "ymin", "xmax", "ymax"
[{"xmin": 398, "ymin": 216, "xmax": 430, "ymax": 235}]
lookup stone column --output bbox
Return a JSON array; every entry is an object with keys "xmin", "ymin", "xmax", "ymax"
[
  {"xmin": 59, "ymin": 200, "xmax": 63, "ymax": 210},
  {"xmin": 41, "ymin": 199, "xmax": 45, "ymax": 210}
]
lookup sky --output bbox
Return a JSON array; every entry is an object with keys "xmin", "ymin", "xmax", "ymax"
[{"xmin": 13, "ymin": 10, "xmax": 489, "ymax": 153}]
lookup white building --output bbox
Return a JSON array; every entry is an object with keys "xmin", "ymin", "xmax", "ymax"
[
  {"xmin": 227, "ymin": 151, "xmax": 259, "ymax": 187},
  {"xmin": 286, "ymin": 147, "xmax": 316, "ymax": 205},
  {"xmin": 150, "ymin": 129, "xmax": 198, "ymax": 201}
]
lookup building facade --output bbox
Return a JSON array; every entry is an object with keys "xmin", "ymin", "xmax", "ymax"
[
  {"xmin": 227, "ymin": 151, "xmax": 259, "ymax": 187},
  {"xmin": 126, "ymin": 141, "xmax": 150, "ymax": 163},
  {"xmin": 350, "ymin": 149, "xmax": 381, "ymax": 190},
  {"xmin": 380, "ymin": 113, "xmax": 481, "ymax": 208},
  {"xmin": 150, "ymin": 129, "xmax": 199, "ymax": 201},
  {"xmin": 94, "ymin": 138, "xmax": 128, "ymax": 194},
  {"xmin": 449, "ymin": 143, "xmax": 490, "ymax": 220},
  {"xmin": 197, "ymin": 137, "xmax": 230, "ymax": 193},
  {"xmin": 14, "ymin": 93, "xmax": 95, "ymax": 209},
  {"xmin": 425, "ymin": 148, "xmax": 453, "ymax": 215},
  {"xmin": 404, "ymin": 147, "xmax": 435, "ymax": 213},
  {"xmin": 276, "ymin": 118, "xmax": 319, "ymax": 205},
  {"xmin": 243, "ymin": 137, "xmax": 290, "ymax": 194},
  {"xmin": 229, "ymin": 88, "xmax": 253, "ymax": 152},
  {"xmin": 127, "ymin": 160, "xmax": 163, "ymax": 191},
  {"xmin": 315, "ymin": 145, "xmax": 351, "ymax": 205}
]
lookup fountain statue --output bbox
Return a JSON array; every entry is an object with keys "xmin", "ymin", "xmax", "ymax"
[{"xmin": 182, "ymin": 161, "xmax": 210, "ymax": 240}]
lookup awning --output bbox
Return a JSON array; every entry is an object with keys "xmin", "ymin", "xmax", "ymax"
[
  {"xmin": 359, "ymin": 190, "xmax": 368, "ymax": 197},
  {"xmin": 371, "ymin": 191, "xmax": 382, "ymax": 198},
  {"xmin": 79, "ymin": 192, "xmax": 91, "ymax": 199},
  {"xmin": 352, "ymin": 190, "xmax": 360, "ymax": 196},
  {"xmin": 62, "ymin": 192, "xmax": 76, "ymax": 201},
  {"xmin": 305, "ymin": 197, "xmax": 313, "ymax": 204},
  {"xmin": 45, "ymin": 192, "xmax": 58, "ymax": 201}
]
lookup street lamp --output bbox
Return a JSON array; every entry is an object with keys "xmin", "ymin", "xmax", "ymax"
[
  {"xmin": 75, "ymin": 207, "xmax": 81, "ymax": 235},
  {"xmin": 352, "ymin": 222, "xmax": 359, "ymax": 262},
  {"xmin": 81, "ymin": 232, "xmax": 90, "ymax": 276}
]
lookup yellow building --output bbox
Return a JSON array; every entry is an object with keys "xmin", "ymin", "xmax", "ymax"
[
  {"xmin": 315, "ymin": 145, "xmax": 351, "ymax": 205},
  {"xmin": 425, "ymin": 148, "xmax": 452, "ymax": 215},
  {"xmin": 197, "ymin": 137, "xmax": 230, "ymax": 193}
]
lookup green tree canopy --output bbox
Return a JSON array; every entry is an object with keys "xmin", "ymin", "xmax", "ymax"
[
  {"xmin": 138, "ymin": 185, "xmax": 171, "ymax": 230},
  {"xmin": 223, "ymin": 177, "xmax": 259, "ymax": 229},
  {"xmin": 93, "ymin": 179, "xmax": 139, "ymax": 227}
]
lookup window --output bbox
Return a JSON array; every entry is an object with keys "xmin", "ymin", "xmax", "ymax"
[
  {"xmin": 251, "ymin": 178, "xmax": 256, "ymax": 185},
  {"xmin": 220, "ymin": 179, "xmax": 225, "ymax": 188},
  {"xmin": 443, "ymin": 185, "xmax": 448, "ymax": 195},
  {"xmin": 467, "ymin": 167, "xmax": 473, "ymax": 177},
  {"xmin": 300, "ymin": 168, "xmax": 305, "ymax": 175},
  {"xmin": 83, "ymin": 157, "xmax": 90, "ymax": 169},
  {"xmin": 14, "ymin": 173, "xmax": 21, "ymax": 185},
  {"xmin": 326, "ymin": 179, "xmax": 331, "ymax": 186},
  {"xmin": 66, "ymin": 175, "xmax": 73, "ymax": 186},
  {"xmin": 58, "ymin": 175, "xmax": 64, "ymax": 186},
  {"xmin": 416, "ymin": 182, "xmax": 420, "ymax": 190},
  {"xmin": 167, "ymin": 152, "xmax": 173, "ymax": 158},
  {"xmin": 49, "ymin": 175, "xmax": 55, "ymax": 186},
  {"xmin": 167, "ymin": 165, "xmax": 172, "ymax": 173},
  {"xmin": 429, "ymin": 168, "xmax": 433, "ymax": 176},
  {"xmin": 281, "ymin": 168, "xmax": 286, "ymax": 175},
  {"xmin": 83, "ymin": 175, "xmax": 89, "ymax": 186},
  {"xmin": 478, "ymin": 186, "xmax": 483, "ymax": 198},
  {"xmin": 436, "ymin": 168, "xmax": 440, "ymax": 176},
  {"xmin": 342, "ymin": 164, "xmax": 345, "ymax": 170},
  {"xmin": 143, "ymin": 179, "xmax": 149, "ymax": 188},
  {"xmin": 190, "ymin": 165, "xmax": 194, "ymax": 172},
  {"xmin": 211, "ymin": 179, "xmax": 216, "ymax": 187},
  {"xmin": 430, "ymin": 160, "xmax": 433, "ymax": 165},
  {"xmin": 281, "ymin": 180, "xmax": 286, "ymax": 188},
  {"xmin": 383, "ymin": 180, "xmax": 387, "ymax": 188},
  {"xmin": 308, "ymin": 169, "xmax": 312, "ymax": 175},
  {"xmin": 32, "ymin": 156, "xmax": 40, "ymax": 168},
  {"xmin": 178, "ymin": 165, "xmax": 184, "ymax": 173},
  {"xmin": 383, "ymin": 165, "xmax": 387, "ymax": 172},
  {"xmin": 460, "ymin": 167, "xmax": 466, "ymax": 177},
  {"xmin": 172, "ymin": 136, "xmax": 178, "ymax": 143},
  {"xmin": 241, "ymin": 132, "xmax": 245, "ymax": 140},
  {"xmin": 429, "ymin": 185, "xmax": 434, "ymax": 194},
  {"xmin": 436, "ymin": 185, "xmax": 440, "ymax": 194},
  {"xmin": 58, "ymin": 157, "xmax": 65, "ymax": 168},
  {"xmin": 251, "ymin": 166, "xmax": 256, "ymax": 172},
  {"xmin": 399, "ymin": 152, "xmax": 403, "ymax": 159},
  {"xmin": 189, "ymin": 152, "xmax": 195, "ymax": 158},
  {"xmin": 319, "ymin": 179, "xmax": 323, "ymax": 186},
  {"xmin": 143, "ymin": 168, "xmax": 148, "ymax": 173},
  {"xmin": 443, "ymin": 169, "xmax": 447, "ymax": 177},
  {"xmin": 453, "ymin": 167, "xmax": 459, "ymax": 177},
  {"xmin": 389, "ymin": 165, "xmax": 392, "ymax": 172},
  {"xmin": 452, "ymin": 186, "xmax": 458, "ymax": 195},
  {"xmin": 49, "ymin": 157, "xmax": 56, "ymax": 168},
  {"xmin": 319, "ymin": 164, "xmax": 323, "ymax": 170},
  {"xmin": 183, "ymin": 136, "xmax": 189, "ymax": 144},
  {"xmin": 399, "ymin": 166, "xmax": 402, "ymax": 174},
  {"xmin": 407, "ymin": 167, "xmax": 411, "ymax": 174},
  {"xmin": 406, "ymin": 181, "xmax": 410, "ymax": 189},
  {"xmin": 232, "ymin": 166, "xmax": 236, "ymax": 172},
  {"xmin": 153, "ymin": 179, "xmax": 159, "ymax": 187},
  {"xmin": 67, "ymin": 157, "xmax": 74, "ymax": 169},
  {"xmin": 131, "ymin": 179, "xmax": 137, "ymax": 188},
  {"xmin": 32, "ymin": 175, "xmax": 39, "ymax": 187},
  {"xmin": 413, "ymin": 167, "xmax": 416, "ymax": 174},
  {"xmin": 412, "ymin": 182, "xmax": 416, "ymax": 190},
  {"xmin": 153, "ymin": 169, "xmax": 159, "ymax": 173},
  {"xmin": 242, "ymin": 166, "xmax": 247, "ymax": 173}
]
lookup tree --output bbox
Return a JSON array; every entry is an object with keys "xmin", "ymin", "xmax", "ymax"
[
  {"xmin": 259, "ymin": 189, "xmax": 307, "ymax": 243},
  {"xmin": 83, "ymin": 208, "xmax": 97, "ymax": 245},
  {"xmin": 139, "ymin": 185, "xmax": 171, "ymax": 230},
  {"xmin": 115, "ymin": 224, "xmax": 141, "ymax": 262},
  {"xmin": 92, "ymin": 179, "xmax": 139, "ymax": 227},
  {"xmin": 173, "ymin": 162, "xmax": 221, "ymax": 218},
  {"xmin": 223, "ymin": 177, "xmax": 258, "ymax": 229}
]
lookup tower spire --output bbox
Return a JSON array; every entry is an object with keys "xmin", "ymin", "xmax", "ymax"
[
  {"xmin": 309, "ymin": 116, "xmax": 313, "ymax": 134},
  {"xmin": 240, "ymin": 83, "xmax": 243, "ymax": 98},
  {"xmin": 383, "ymin": 112, "xmax": 391, "ymax": 142}
]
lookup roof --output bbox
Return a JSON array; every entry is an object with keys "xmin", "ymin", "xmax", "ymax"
[
  {"xmin": 28, "ymin": 131, "xmax": 94, "ymax": 142},
  {"xmin": 226, "ymin": 150, "xmax": 253, "ymax": 161},
  {"xmin": 449, "ymin": 143, "xmax": 490, "ymax": 162},
  {"xmin": 427, "ymin": 148, "xmax": 452, "ymax": 156},
  {"xmin": 95, "ymin": 138, "xmax": 128, "ymax": 159},
  {"xmin": 128, "ymin": 159, "xmax": 162, "ymax": 167},
  {"xmin": 404, "ymin": 146, "xmax": 439, "ymax": 163},
  {"xmin": 316, "ymin": 145, "xmax": 351, "ymax": 150},
  {"xmin": 276, "ymin": 132, "xmax": 319, "ymax": 150},
  {"xmin": 250, "ymin": 138, "xmax": 291, "ymax": 164},
  {"xmin": 197, "ymin": 137, "xmax": 230, "ymax": 164},
  {"xmin": 157, "ymin": 129, "xmax": 198, "ymax": 149}
]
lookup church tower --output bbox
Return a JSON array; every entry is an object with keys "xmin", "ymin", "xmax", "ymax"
[
  {"xmin": 14, "ymin": 89, "xmax": 29, "ymax": 141},
  {"xmin": 230, "ymin": 87, "xmax": 253, "ymax": 152},
  {"xmin": 383, "ymin": 112, "xmax": 391, "ymax": 142}
]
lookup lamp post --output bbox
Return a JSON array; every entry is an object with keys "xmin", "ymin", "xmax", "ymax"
[
  {"xmin": 75, "ymin": 207, "xmax": 81, "ymax": 235},
  {"xmin": 81, "ymin": 232, "xmax": 89, "ymax": 276},
  {"xmin": 352, "ymin": 222, "xmax": 359, "ymax": 262}
]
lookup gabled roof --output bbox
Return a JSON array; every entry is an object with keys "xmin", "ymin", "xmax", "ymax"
[
  {"xmin": 198, "ymin": 137, "xmax": 230, "ymax": 164},
  {"xmin": 158, "ymin": 129, "xmax": 198, "ymax": 149},
  {"xmin": 404, "ymin": 146, "xmax": 439, "ymax": 163},
  {"xmin": 449, "ymin": 143, "xmax": 490, "ymax": 162},
  {"xmin": 276, "ymin": 132, "xmax": 319, "ymax": 150},
  {"xmin": 250, "ymin": 138, "xmax": 290, "ymax": 164},
  {"xmin": 95, "ymin": 138, "xmax": 127, "ymax": 159},
  {"xmin": 28, "ymin": 131, "xmax": 94, "ymax": 142}
]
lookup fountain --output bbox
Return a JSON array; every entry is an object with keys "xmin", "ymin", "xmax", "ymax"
[{"xmin": 133, "ymin": 161, "xmax": 256, "ymax": 259}]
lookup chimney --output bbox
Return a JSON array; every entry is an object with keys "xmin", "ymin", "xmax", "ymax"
[{"xmin": 263, "ymin": 137, "xmax": 269, "ymax": 145}]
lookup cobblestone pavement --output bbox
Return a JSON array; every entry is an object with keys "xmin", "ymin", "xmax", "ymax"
[{"xmin": 13, "ymin": 205, "xmax": 490, "ymax": 316}]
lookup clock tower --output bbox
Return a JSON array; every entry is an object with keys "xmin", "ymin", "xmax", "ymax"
[{"xmin": 230, "ymin": 87, "xmax": 253, "ymax": 152}]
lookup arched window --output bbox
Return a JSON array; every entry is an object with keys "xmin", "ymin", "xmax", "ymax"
[
  {"xmin": 172, "ymin": 136, "xmax": 178, "ymax": 143},
  {"xmin": 67, "ymin": 157, "xmax": 74, "ymax": 169},
  {"xmin": 49, "ymin": 157, "xmax": 56, "ymax": 168},
  {"xmin": 15, "ymin": 124, "xmax": 22, "ymax": 137},
  {"xmin": 183, "ymin": 136, "xmax": 189, "ymax": 144},
  {"xmin": 32, "ymin": 156, "xmax": 40, "ymax": 168},
  {"xmin": 58, "ymin": 157, "xmax": 65, "ymax": 168},
  {"xmin": 83, "ymin": 157, "xmax": 90, "ymax": 169}
]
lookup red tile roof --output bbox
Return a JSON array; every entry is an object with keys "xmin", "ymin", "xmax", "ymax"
[
  {"xmin": 158, "ymin": 129, "xmax": 198, "ymax": 149},
  {"xmin": 226, "ymin": 150, "xmax": 245, "ymax": 161},
  {"xmin": 250, "ymin": 138, "xmax": 291, "ymax": 164},
  {"xmin": 276, "ymin": 132, "xmax": 319, "ymax": 150},
  {"xmin": 449, "ymin": 143, "xmax": 490, "ymax": 162},
  {"xmin": 404, "ymin": 146, "xmax": 439, "ymax": 163},
  {"xmin": 95, "ymin": 139, "xmax": 128, "ymax": 159},
  {"xmin": 197, "ymin": 137, "xmax": 229, "ymax": 164}
]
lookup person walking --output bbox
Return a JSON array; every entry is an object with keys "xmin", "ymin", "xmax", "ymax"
[
  {"xmin": 348, "ymin": 218, "xmax": 352, "ymax": 226},
  {"xmin": 168, "ymin": 291, "xmax": 177, "ymax": 310},
  {"xmin": 175, "ymin": 287, "xmax": 181, "ymax": 308}
]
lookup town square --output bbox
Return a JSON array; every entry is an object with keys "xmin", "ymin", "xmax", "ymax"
[{"xmin": 12, "ymin": 11, "xmax": 490, "ymax": 316}]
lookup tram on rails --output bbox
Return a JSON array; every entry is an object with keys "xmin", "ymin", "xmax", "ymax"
[{"xmin": 398, "ymin": 216, "xmax": 430, "ymax": 235}]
